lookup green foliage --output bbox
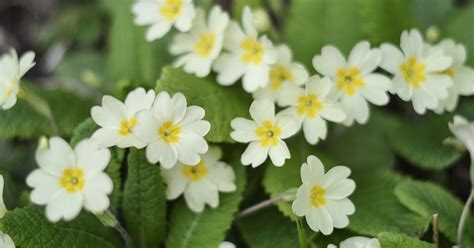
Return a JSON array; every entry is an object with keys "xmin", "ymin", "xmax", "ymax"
[
  {"xmin": 232, "ymin": 0, "xmax": 264, "ymax": 17},
  {"xmin": 0, "ymin": 82, "xmax": 94, "ymax": 139},
  {"xmin": 155, "ymin": 67, "xmax": 252, "ymax": 143},
  {"xmin": 70, "ymin": 118, "xmax": 98, "ymax": 146},
  {"xmin": 412, "ymin": 0, "xmax": 454, "ymax": 29},
  {"xmin": 378, "ymin": 232, "xmax": 436, "ymax": 248},
  {"xmin": 122, "ymin": 149, "xmax": 167, "ymax": 248},
  {"xmin": 166, "ymin": 163, "xmax": 246, "ymax": 248},
  {"xmin": 394, "ymin": 180, "xmax": 474, "ymax": 246},
  {"xmin": 444, "ymin": 4, "xmax": 474, "ymax": 66},
  {"xmin": 55, "ymin": 51, "xmax": 106, "ymax": 89},
  {"xmin": 348, "ymin": 171, "xmax": 429, "ymax": 236},
  {"xmin": 388, "ymin": 114, "xmax": 461, "ymax": 170},
  {"xmin": 0, "ymin": 206, "xmax": 122, "ymax": 248},
  {"xmin": 237, "ymin": 207, "xmax": 299, "ymax": 248}
]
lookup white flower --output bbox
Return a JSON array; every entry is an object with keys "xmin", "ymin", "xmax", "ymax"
[
  {"xmin": 213, "ymin": 6, "xmax": 276, "ymax": 93},
  {"xmin": 327, "ymin": 236, "xmax": 381, "ymax": 248},
  {"xmin": 380, "ymin": 29, "xmax": 453, "ymax": 114},
  {"xmin": 133, "ymin": 92, "xmax": 210, "ymax": 168},
  {"xmin": 26, "ymin": 137, "xmax": 113, "ymax": 222},
  {"xmin": 253, "ymin": 44, "xmax": 309, "ymax": 105},
  {"xmin": 0, "ymin": 175, "xmax": 15, "ymax": 248},
  {"xmin": 132, "ymin": 0, "xmax": 196, "ymax": 41},
  {"xmin": 0, "ymin": 49, "xmax": 35, "ymax": 110},
  {"xmin": 91, "ymin": 87, "xmax": 155, "ymax": 149},
  {"xmin": 219, "ymin": 241, "xmax": 236, "ymax": 248},
  {"xmin": 313, "ymin": 41, "xmax": 391, "ymax": 125},
  {"xmin": 449, "ymin": 115, "xmax": 474, "ymax": 161},
  {"xmin": 231, "ymin": 100, "xmax": 298, "ymax": 167},
  {"xmin": 161, "ymin": 146, "xmax": 236, "ymax": 212},
  {"xmin": 292, "ymin": 155, "xmax": 356, "ymax": 235},
  {"xmin": 170, "ymin": 6, "xmax": 229, "ymax": 77},
  {"xmin": 279, "ymin": 76, "xmax": 346, "ymax": 145},
  {"xmin": 434, "ymin": 39, "xmax": 474, "ymax": 113}
]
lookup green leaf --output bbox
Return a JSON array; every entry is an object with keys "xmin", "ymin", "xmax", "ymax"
[
  {"xmin": 55, "ymin": 51, "xmax": 107, "ymax": 89},
  {"xmin": 412, "ymin": 0, "xmax": 454, "ymax": 29},
  {"xmin": 348, "ymin": 171, "xmax": 429, "ymax": 236},
  {"xmin": 70, "ymin": 118, "xmax": 123, "ymax": 210},
  {"xmin": 155, "ymin": 67, "xmax": 252, "ymax": 143},
  {"xmin": 237, "ymin": 207, "xmax": 299, "ymax": 248},
  {"xmin": 102, "ymin": 0, "xmax": 172, "ymax": 88},
  {"xmin": 444, "ymin": 4, "xmax": 474, "ymax": 66},
  {"xmin": 232, "ymin": 0, "xmax": 264, "ymax": 17},
  {"xmin": 388, "ymin": 114, "xmax": 462, "ymax": 170},
  {"xmin": 394, "ymin": 180, "xmax": 474, "ymax": 246},
  {"xmin": 378, "ymin": 232, "xmax": 436, "ymax": 248},
  {"xmin": 283, "ymin": 0, "xmax": 364, "ymax": 68},
  {"xmin": 0, "ymin": 206, "xmax": 122, "ymax": 248},
  {"xmin": 166, "ymin": 161, "xmax": 246, "ymax": 248},
  {"xmin": 0, "ymin": 82, "xmax": 94, "ymax": 139},
  {"xmin": 122, "ymin": 149, "xmax": 167, "ymax": 248}
]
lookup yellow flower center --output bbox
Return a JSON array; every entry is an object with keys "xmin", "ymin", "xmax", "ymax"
[
  {"xmin": 309, "ymin": 185, "xmax": 327, "ymax": 208},
  {"xmin": 438, "ymin": 68, "xmax": 455, "ymax": 78},
  {"xmin": 194, "ymin": 32, "xmax": 216, "ymax": 58},
  {"xmin": 118, "ymin": 117, "xmax": 138, "ymax": 136},
  {"xmin": 5, "ymin": 78, "xmax": 15, "ymax": 97},
  {"xmin": 269, "ymin": 65, "xmax": 293, "ymax": 90},
  {"xmin": 159, "ymin": 0, "xmax": 183, "ymax": 21},
  {"xmin": 182, "ymin": 160, "xmax": 208, "ymax": 181},
  {"xmin": 336, "ymin": 67, "xmax": 365, "ymax": 96},
  {"xmin": 296, "ymin": 93, "xmax": 324, "ymax": 118},
  {"xmin": 240, "ymin": 38, "xmax": 265, "ymax": 64},
  {"xmin": 159, "ymin": 121, "xmax": 181, "ymax": 143},
  {"xmin": 59, "ymin": 168, "xmax": 85, "ymax": 193},
  {"xmin": 400, "ymin": 57, "xmax": 426, "ymax": 88},
  {"xmin": 255, "ymin": 120, "xmax": 281, "ymax": 147}
]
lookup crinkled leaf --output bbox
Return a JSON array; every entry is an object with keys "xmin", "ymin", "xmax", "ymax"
[
  {"xmin": 378, "ymin": 232, "xmax": 436, "ymax": 248},
  {"xmin": 122, "ymin": 149, "xmax": 167, "ymax": 248},
  {"xmin": 349, "ymin": 170, "xmax": 429, "ymax": 236},
  {"xmin": 166, "ymin": 160, "xmax": 246, "ymax": 248},
  {"xmin": 388, "ymin": 114, "xmax": 462, "ymax": 170},
  {"xmin": 0, "ymin": 82, "xmax": 94, "ymax": 139},
  {"xmin": 0, "ymin": 206, "xmax": 122, "ymax": 248},
  {"xmin": 394, "ymin": 180, "xmax": 474, "ymax": 246},
  {"xmin": 155, "ymin": 67, "xmax": 252, "ymax": 143}
]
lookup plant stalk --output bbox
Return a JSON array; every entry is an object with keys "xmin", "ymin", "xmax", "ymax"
[
  {"xmin": 457, "ymin": 189, "xmax": 474, "ymax": 247},
  {"xmin": 96, "ymin": 209, "xmax": 134, "ymax": 248},
  {"xmin": 18, "ymin": 87, "xmax": 59, "ymax": 136}
]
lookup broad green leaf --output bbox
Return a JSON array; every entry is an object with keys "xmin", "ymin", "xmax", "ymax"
[
  {"xmin": 102, "ymin": 0, "xmax": 172, "ymax": 88},
  {"xmin": 166, "ymin": 160, "xmax": 246, "ymax": 248},
  {"xmin": 0, "ymin": 82, "xmax": 94, "ymax": 139},
  {"xmin": 122, "ymin": 149, "xmax": 167, "ymax": 248},
  {"xmin": 444, "ymin": 4, "xmax": 474, "ymax": 66},
  {"xmin": 283, "ymin": 0, "xmax": 364, "ymax": 68},
  {"xmin": 237, "ymin": 207, "xmax": 299, "ymax": 248},
  {"xmin": 70, "ymin": 118, "xmax": 124, "ymax": 210},
  {"xmin": 394, "ymin": 180, "xmax": 474, "ymax": 246},
  {"xmin": 155, "ymin": 67, "xmax": 252, "ymax": 143},
  {"xmin": 349, "ymin": 171, "xmax": 429, "ymax": 236},
  {"xmin": 0, "ymin": 206, "xmax": 122, "ymax": 248},
  {"xmin": 388, "ymin": 114, "xmax": 462, "ymax": 170},
  {"xmin": 378, "ymin": 232, "xmax": 436, "ymax": 248}
]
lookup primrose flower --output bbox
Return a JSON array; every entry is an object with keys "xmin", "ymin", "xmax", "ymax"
[
  {"xmin": 0, "ymin": 175, "xmax": 15, "ymax": 248},
  {"xmin": 292, "ymin": 155, "xmax": 356, "ymax": 235},
  {"xmin": 170, "ymin": 6, "xmax": 229, "ymax": 77},
  {"xmin": 133, "ymin": 92, "xmax": 210, "ymax": 168},
  {"xmin": 253, "ymin": 44, "xmax": 309, "ymax": 105},
  {"xmin": 313, "ymin": 41, "xmax": 391, "ymax": 125},
  {"xmin": 0, "ymin": 49, "xmax": 35, "ymax": 110},
  {"xmin": 327, "ymin": 236, "xmax": 381, "ymax": 248},
  {"xmin": 91, "ymin": 87, "xmax": 155, "ymax": 149},
  {"xmin": 26, "ymin": 137, "xmax": 113, "ymax": 222},
  {"xmin": 213, "ymin": 6, "xmax": 276, "ymax": 92},
  {"xmin": 231, "ymin": 100, "xmax": 298, "ymax": 167},
  {"xmin": 380, "ymin": 29, "xmax": 453, "ymax": 114},
  {"xmin": 161, "ymin": 146, "xmax": 236, "ymax": 212},
  {"xmin": 280, "ymin": 76, "xmax": 346, "ymax": 145},
  {"xmin": 434, "ymin": 39, "xmax": 474, "ymax": 113},
  {"xmin": 132, "ymin": 0, "xmax": 196, "ymax": 41},
  {"xmin": 449, "ymin": 115, "xmax": 474, "ymax": 161}
]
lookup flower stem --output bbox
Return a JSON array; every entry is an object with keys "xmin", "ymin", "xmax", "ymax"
[
  {"xmin": 457, "ymin": 189, "xmax": 474, "ymax": 247},
  {"xmin": 432, "ymin": 213, "xmax": 439, "ymax": 245},
  {"xmin": 96, "ymin": 209, "xmax": 134, "ymax": 248},
  {"xmin": 234, "ymin": 188, "xmax": 297, "ymax": 219},
  {"xmin": 18, "ymin": 87, "xmax": 59, "ymax": 136},
  {"xmin": 296, "ymin": 218, "xmax": 307, "ymax": 248}
]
